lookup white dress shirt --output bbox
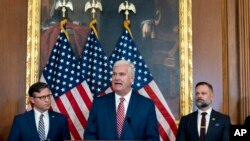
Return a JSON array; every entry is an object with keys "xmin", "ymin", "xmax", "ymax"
[
  {"xmin": 197, "ymin": 107, "xmax": 212, "ymax": 136},
  {"xmin": 115, "ymin": 90, "xmax": 132, "ymax": 116}
]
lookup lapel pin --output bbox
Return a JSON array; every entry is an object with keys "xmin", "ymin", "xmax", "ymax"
[
  {"xmin": 215, "ymin": 123, "xmax": 220, "ymax": 127},
  {"xmin": 212, "ymin": 118, "xmax": 215, "ymax": 121}
]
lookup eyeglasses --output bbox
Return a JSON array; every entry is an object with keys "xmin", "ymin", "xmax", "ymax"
[{"xmin": 34, "ymin": 94, "xmax": 52, "ymax": 100}]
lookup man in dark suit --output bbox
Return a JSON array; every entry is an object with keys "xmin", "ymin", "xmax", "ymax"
[
  {"xmin": 176, "ymin": 81, "xmax": 230, "ymax": 141},
  {"xmin": 84, "ymin": 60, "xmax": 159, "ymax": 141},
  {"xmin": 8, "ymin": 82, "xmax": 71, "ymax": 141},
  {"xmin": 244, "ymin": 116, "xmax": 250, "ymax": 127}
]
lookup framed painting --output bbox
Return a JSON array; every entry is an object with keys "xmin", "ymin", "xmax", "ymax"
[{"xmin": 26, "ymin": 0, "xmax": 193, "ymax": 120}]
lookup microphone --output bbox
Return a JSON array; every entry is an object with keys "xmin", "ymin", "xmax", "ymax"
[{"xmin": 127, "ymin": 117, "xmax": 135, "ymax": 140}]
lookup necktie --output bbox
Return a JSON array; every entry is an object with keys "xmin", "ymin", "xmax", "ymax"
[
  {"xmin": 38, "ymin": 114, "xmax": 45, "ymax": 141},
  {"xmin": 116, "ymin": 97, "xmax": 125, "ymax": 138},
  {"xmin": 200, "ymin": 112, "xmax": 207, "ymax": 141}
]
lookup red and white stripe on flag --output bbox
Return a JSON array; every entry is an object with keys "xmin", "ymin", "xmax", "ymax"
[
  {"xmin": 40, "ymin": 75, "xmax": 93, "ymax": 139},
  {"xmin": 139, "ymin": 81, "xmax": 177, "ymax": 141}
]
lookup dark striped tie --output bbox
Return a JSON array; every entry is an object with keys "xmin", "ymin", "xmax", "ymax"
[
  {"xmin": 200, "ymin": 112, "xmax": 207, "ymax": 141},
  {"xmin": 38, "ymin": 114, "xmax": 45, "ymax": 141}
]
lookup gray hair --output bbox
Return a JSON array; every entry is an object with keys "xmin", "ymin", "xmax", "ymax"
[{"xmin": 113, "ymin": 60, "xmax": 135, "ymax": 76}]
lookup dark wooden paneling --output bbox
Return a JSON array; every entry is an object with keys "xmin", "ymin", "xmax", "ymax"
[
  {"xmin": 0, "ymin": 0, "xmax": 27, "ymax": 140},
  {"xmin": 193, "ymin": 0, "xmax": 240, "ymax": 124},
  {"xmin": 238, "ymin": 0, "xmax": 250, "ymax": 124},
  {"xmin": 192, "ymin": 0, "xmax": 224, "ymax": 111},
  {"xmin": 226, "ymin": 0, "xmax": 239, "ymax": 124}
]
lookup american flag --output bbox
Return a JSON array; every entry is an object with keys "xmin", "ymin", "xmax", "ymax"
[
  {"xmin": 80, "ymin": 24, "xmax": 112, "ymax": 97},
  {"xmin": 109, "ymin": 29, "xmax": 177, "ymax": 141},
  {"xmin": 40, "ymin": 30, "xmax": 93, "ymax": 139}
]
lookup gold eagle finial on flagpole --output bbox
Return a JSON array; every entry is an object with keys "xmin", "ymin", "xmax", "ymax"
[
  {"xmin": 118, "ymin": 1, "xmax": 136, "ymax": 20},
  {"xmin": 84, "ymin": 0, "xmax": 102, "ymax": 19},
  {"xmin": 55, "ymin": 0, "xmax": 74, "ymax": 18}
]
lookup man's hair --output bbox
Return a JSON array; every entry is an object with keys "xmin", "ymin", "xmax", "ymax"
[
  {"xmin": 28, "ymin": 82, "xmax": 49, "ymax": 97},
  {"xmin": 113, "ymin": 60, "xmax": 135, "ymax": 76},
  {"xmin": 195, "ymin": 81, "xmax": 213, "ymax": 93}
]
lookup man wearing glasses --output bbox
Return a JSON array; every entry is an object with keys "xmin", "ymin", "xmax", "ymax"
[{"xmin": 8, "ymin": 82, "xmax": 71, "ymax": 141}]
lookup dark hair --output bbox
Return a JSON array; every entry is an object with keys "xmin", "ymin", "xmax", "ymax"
[
  {"xmin": 195, "ymin": 81, "xmax": 213, "ymax": 93},
  {"xmin": 28, "ymin": 82, "xmax": 49, "ymax": 97}
]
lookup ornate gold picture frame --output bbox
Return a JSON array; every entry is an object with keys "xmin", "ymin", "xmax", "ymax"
[{"xmin": 26, "ymin": 0, "xmax": 193, "ymax": 119}]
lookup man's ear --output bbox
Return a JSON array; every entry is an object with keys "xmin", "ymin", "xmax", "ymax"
[
  {"xmin": 211, "ymin": 93, "xmax": 215, "ymax": 100},
  {"xmin": 30, "ymin": 97, "xmax": 35, "ymax": 104},
  {"xmin": 130, "ymin": 76, "xmax": 135, "ymax": 85}
]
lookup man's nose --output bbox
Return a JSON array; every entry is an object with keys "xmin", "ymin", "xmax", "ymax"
[
  {"xmin": 196, "ymin": 93, "xmax": 202, "ymax": 98},
  {"xmin": 113, "ymin": 75, "xmax": 120, "ymax": 79}
]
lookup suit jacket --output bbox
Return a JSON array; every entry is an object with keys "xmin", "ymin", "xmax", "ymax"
[
  {"xmin": 176, "ymin": 110, "xmax": 230, "ymax": 141},
  {"xmin": 8, "ymin": 110, "xmax": 71, "ymax": 141},
  {"xmin": 84, "ymin": 91, "xmax": 159, "ymax": 141},
  {"xmin": 244, "ymin": 116, "xmax": 250, "ymax": 127}
]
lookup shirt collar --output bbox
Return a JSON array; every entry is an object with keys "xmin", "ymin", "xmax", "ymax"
[
  {"xmin": 198, "ymin": 107, "xmax": 212, "ymax": 116},
  {"xmin": 115, "ymin": 90, "xmax": 132, "ymax": 103},
  {"xmin": 34, "ymin": 108, "xmax": 49, "ymax": 118}
]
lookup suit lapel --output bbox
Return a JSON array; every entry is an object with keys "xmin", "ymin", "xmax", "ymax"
[
  {"xmin": 47, "ymin": 111, "xmax": 56, "ymax": 139},
  {"xmin": 206, "ymin": 110, "xmax": 218, "ymax": 140},
  {"xmin": 191, "ymin": 111, "xmax": 200, "ymax": 139},
  {"xmin": 27, "ymin": 110, "xmax": 41, "ymax": 140},
  {"xmin": 125, "ymin": 92, "xmax": 137, "ymax": 118},
  {"xmin": 107, "ymin": 93, "xmax": 118, "ymax": 138}
]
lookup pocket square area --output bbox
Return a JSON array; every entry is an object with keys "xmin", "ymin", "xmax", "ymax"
[{"xmin": 215, "ymin": 123, "xmax": 220, "ymax": 127}]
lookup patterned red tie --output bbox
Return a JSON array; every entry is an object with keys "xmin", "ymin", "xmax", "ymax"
[
  {"xmin": 200, "ymin": 112, "xmax": 207, "ymax": 141},
  {"xmin": 116, "ymin": 97, "xmax": 125, "ymax": 138}
]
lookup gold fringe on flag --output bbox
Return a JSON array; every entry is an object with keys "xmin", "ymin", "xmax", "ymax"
[
  {"xmin": 60, "ymin": 19, "xmax": 70, "ymax": 41},
  {"xmin": 89, "ymin": 19, "xmax": 99, "ymax": 38},
  {"xmin": 124, "ymin": 19, "xmax": 133, "ymax": 38}
]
